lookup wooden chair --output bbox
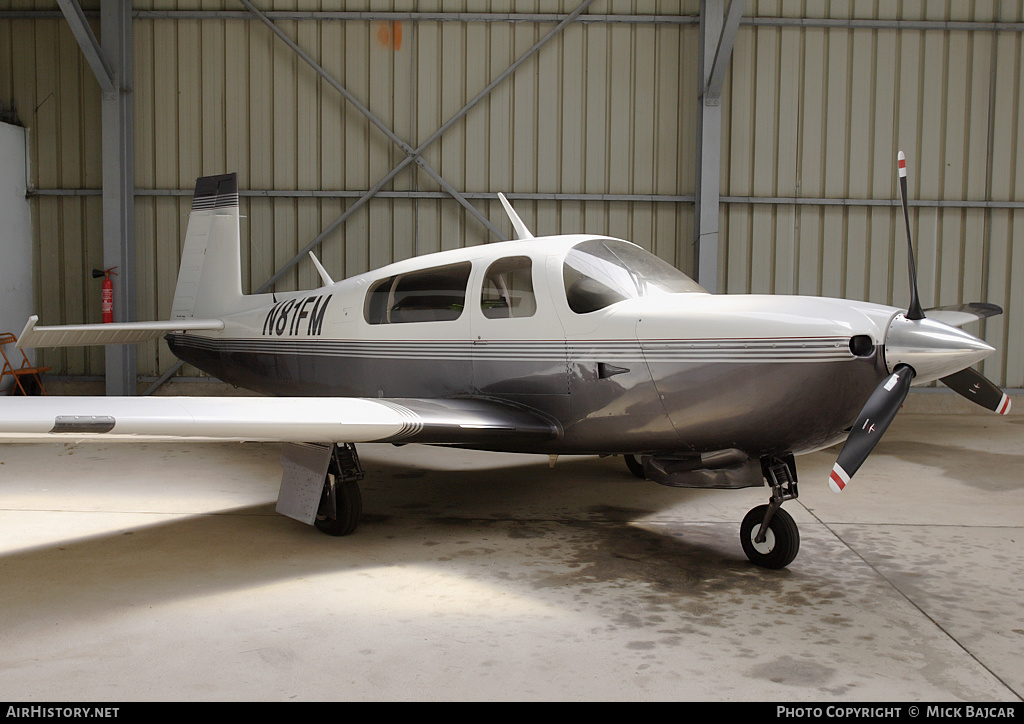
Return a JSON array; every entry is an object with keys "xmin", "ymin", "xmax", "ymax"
[{"xmin": 0, "ymin": 332, "xmax": 49, "ymax": 395}]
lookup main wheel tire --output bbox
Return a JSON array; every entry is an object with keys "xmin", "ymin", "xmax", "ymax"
[
  {"xmin": 624, "ymin": 454, "xmax": 646, "ymax": 479},
  {"xmin": 314, "ymin": 474, "xmax": 363, "ymax": 537},
  {"xmin": 740, "ymin": 504, "xmax": 799, "ymax": 569}
]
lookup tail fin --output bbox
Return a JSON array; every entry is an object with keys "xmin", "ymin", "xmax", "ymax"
[
  {"xmin": 14, "ymin": 173, "xmax": 240, "ymax": 350},
  {"xmin": 170, "ymin": 173, "xmax": 243, "ymax": 321}
]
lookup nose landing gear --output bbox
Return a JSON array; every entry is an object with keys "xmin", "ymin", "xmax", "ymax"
[{"xmin": 741, "ymin": 455, "xmax": 800, "ymax": 569}]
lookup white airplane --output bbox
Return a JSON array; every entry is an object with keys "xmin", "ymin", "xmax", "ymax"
[{"xmin": 0, "ymin": 154, "xmax": 1010, "ymax": 569}]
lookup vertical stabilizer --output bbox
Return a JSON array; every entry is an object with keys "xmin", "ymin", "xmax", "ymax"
[{"xmin": 170, "ymin": 173, "xmax": 243, "ymax": 321}]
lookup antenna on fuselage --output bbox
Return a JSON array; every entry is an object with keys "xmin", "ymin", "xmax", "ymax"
[
  {"xmin": 308, "ymin": 251, "xmax": 335, "ymax": 286},
  {"xmin": 497, "ymin": 193, "xmax": 534, "ymax": 240}
]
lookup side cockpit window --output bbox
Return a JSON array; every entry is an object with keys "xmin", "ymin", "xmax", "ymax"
[
  {"xmin": 364, "ymin": 261, "xmax": 472, "ymax": 324},
  {"xmin": 481, "ymin": 256, "xmax": 536, "ymax": 319}
]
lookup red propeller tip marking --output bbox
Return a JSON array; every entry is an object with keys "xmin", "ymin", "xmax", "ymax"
[
  {"xmin": 829, "ymin": 464, "xmax": 849, "ymax": 493},
  {"xmin": 998, "ymin": 394, "xmax": 1011, "ymax": 415}
]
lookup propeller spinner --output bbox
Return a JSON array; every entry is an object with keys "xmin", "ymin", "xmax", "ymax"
[{"xmin": 827, "ymin": 152, "xmax": 1009, "ymax": 493}]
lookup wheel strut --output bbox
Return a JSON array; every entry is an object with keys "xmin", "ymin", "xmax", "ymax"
[
  {"xmin": 315, "ymin": 443, "xmax": 365, "ymax": 537},
  {"xmin": 756, "ymin": 455, "xmax": 798, "ymax": 544}
]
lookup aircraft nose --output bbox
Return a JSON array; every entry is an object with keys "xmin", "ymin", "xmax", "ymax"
[{"xmin": 884, "ymin": 314, "xmax": 995, "ymax": 384}]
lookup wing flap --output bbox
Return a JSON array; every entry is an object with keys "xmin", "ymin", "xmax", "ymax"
[
  {"xmin": 16, "ymin": 315, "xmax": 225, "ymax": 348},
  {"xmin": 0, "ymin": 395, "xmax": 558, "ymax": 445}
]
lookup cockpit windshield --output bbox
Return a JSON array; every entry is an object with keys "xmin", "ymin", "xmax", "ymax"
[{"xmin": 562, "ymin": 239, "xmax": 706, "ymax": 314}]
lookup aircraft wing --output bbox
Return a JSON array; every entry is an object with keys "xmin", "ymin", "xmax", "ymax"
[{"xmin": 0, "ymin": 395, "xmax": 559, "ymax": 445}]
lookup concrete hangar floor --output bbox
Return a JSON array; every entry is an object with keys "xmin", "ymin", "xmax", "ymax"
[{"xmin": 0, "ymin": 392, "xmax": 1021, "ymax": 701}]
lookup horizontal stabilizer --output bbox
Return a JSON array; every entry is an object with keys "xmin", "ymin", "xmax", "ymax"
[{"xmin": 16, "ymin": 315, "xmax": 225, "ymax": 349}]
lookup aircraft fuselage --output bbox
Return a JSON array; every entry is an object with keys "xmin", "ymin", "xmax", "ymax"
[{"xmin": 166, "ymin": 235, "xmax": 898, "ymax": 459}]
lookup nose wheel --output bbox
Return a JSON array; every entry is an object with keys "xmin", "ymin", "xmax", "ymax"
[
  {"xmin": 740, "ymin": 504, "xmax": 799, "ymax": 569},
  {"xmin": 741, "ymin": 455, "xmax": 800, "ymax": 569}
]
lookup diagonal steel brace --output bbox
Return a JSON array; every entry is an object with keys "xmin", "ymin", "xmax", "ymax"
[
  {"xmin": 242, "ymin": 0, "xmax": 597, "ymax": 292},
  {"xmin": 240, "ymin": 0, "xmax": 504, "ymax": 246}
]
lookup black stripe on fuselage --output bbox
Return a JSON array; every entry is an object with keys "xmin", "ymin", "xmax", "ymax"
[{"xmin": 167, "ymin": 334, "xmax": 854, "ymax": 363}]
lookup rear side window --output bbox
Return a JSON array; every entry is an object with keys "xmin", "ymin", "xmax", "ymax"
[
  {"xmin": 364, "ymin": 262, "xmax": 472, "ymax": 324},
  {"xmin": 481, "ymin": 256, "xmax": 536, "ymax": 319}
]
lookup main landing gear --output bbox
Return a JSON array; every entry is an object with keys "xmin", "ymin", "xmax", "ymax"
[
  {"xmin": 741, "ymin": 456, "xmax": 800, "ymax": 569},
  {"xmin": 314, "ymin": 443, "xmax": 364, "ymax": 537}
]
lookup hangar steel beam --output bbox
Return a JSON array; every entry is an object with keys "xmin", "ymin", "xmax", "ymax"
[
  {"xmin": 36, "ymin": 187, "xmax": 1024, "ymax": 210},
  {"xmin": 55, "ymin": 0, "xmax": 114, "ymax": 93},
  {"xmin": 99, "ymin": 0, "xmax": 136, "ymax": 396},
  {"xmin": 57, "ymin": 0, "xmax": 136, "ymax": 395},
  {"xmin": 705, "ymin": 0, "xmax": 744, "ymax": 101},
  {"xmin": 695, "ymin": 0, "xmax": 744, "ymax": 293}
]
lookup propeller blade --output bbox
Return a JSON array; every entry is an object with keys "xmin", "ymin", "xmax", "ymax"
[
  {"xmin": 924, "ymin": 302, "xmax": 1003, "ymax": 328},
  {"xmin": 941, "ymin": 367, "xmax": 1012, "ymax": 415},
  {"xmin": 898, "ymin": 151, "xmax": 925, "ymax": 321},
  {"xmin": 829, "ymin": 365, "xmax": 915, "ymax": 493}
]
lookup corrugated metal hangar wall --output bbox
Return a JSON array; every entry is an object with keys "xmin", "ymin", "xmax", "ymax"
[{"xmin": 1, "ymin": 1, "xmax": 1023, "ymax": 390}]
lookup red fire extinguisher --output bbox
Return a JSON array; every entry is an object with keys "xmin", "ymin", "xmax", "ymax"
[{"xmin": 92, "ymin": 266, "xmax": 118, "ymax": 324}]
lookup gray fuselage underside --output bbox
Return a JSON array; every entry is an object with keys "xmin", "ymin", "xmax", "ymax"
[{"xmin": 167, "ymin": 333, "xmax": 886, "ymax": 458}]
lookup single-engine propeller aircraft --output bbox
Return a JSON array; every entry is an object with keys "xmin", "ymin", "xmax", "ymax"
[{"xmin": 0, "ymin": 153, "xmax": 1010, "ymax": 568}]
